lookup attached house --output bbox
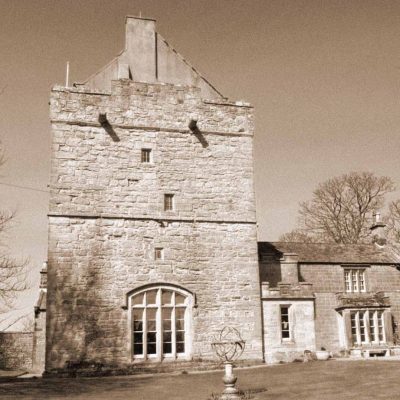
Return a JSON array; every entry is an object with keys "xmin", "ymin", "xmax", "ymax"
[{"xmin": 258, "ymin": 225, "xmax": 400, "ymax": 363}]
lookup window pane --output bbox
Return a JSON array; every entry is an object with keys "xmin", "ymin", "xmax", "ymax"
[
  {"xmin": 352, "ymin": 270, "xmax": 358, "ymax": 292},
  {"xmin": 147, "ymin": 308, "xmax": 157, "ymax": 320},
  {"xmin": 147, "ymin": 343, "xmax": 156, "ymax": 355},
  {"xmin": 147, "ymin": 332, "xmax": 156, "ymax": 343},
  {"xmin": 134, "ymin": 343, "xmax": 143, "ymax": 355},
  {"xmin": 176, "ymin": 331, "xmax": 185, "ymax": 342},
  {"xmin": 133, "ymin": 306, "xmax": 144, "ymax": 357},
  {"xmin": 378, "ymin": 311, "xmax": 384, "ymax": 341},
  {"xmin": 175, "ymin": 293, "xmax": 185, "ymax": 305},
  {"xmin": 176, "ymin": 318, "xmax": 185, "ymax": 331},
  {"xmin": 132, "ymin": 293, "xmax": 144, "ymax": 306},
  {"xmin": 345, "ymin": 271, "xmax": 351, "ymax": 292},
  {"xmin": 134, "ymin": 332, "xmax": 143, "ymax": 343},
  {"xmin": 146, "ymin": 305, "xmax": 157, "ymax": 356},
  {"xmin": 162, "ymin": 291, "xmax": 173, "ymax": 305},
  {"xmin": 163, "ymin": 307, "xmax": 173, "ymax": 355},
  {"xmin": 147, "ymin": 320, "xmax": 156, "ymax": 331},
  {"xmin": 147, "ymin": 321, "xmax": 157, "ymax": 354},
  {"xmin": 176, "ymin": 308, "xmax": 185, "ymax": 319},
  {"xmin": 163, "ymin": 320, "xmax": 172, "ymax": 330},
  {"xmin": 133, "ymin": 308, "xmax": 144, "ymax": 322},
  {"xmin": 133, "ymin": 320, "xmax": 143, "ymax": 331},
  {"xmin": 176, "ymin": 342, "xmax": 185, "ymax": 353},
  {"xmin": 359, "ymin": 311, "xmax": 366, "ymax": 342},
  {"xmin": 146, "ymin": 291, "xmax": 157, "ymax": 305},
  {"xmin": 163, "ymin": 307, "xmax": 172, "ymax": 318},
  {"xmin": 282, "ymin": 330, "xmax": 290, "ymax": 339},
  {"xmin": 163, "ymin": 342, "xmax": 172, "ymax": 354},
  {"xmin": 175, "ymin": 319, "xmax": 184, "ymax": 330},
  {"xmin": 369, "ymin": 311, "xmax": 376, "ymax": 342},
  {"xmin": 351, "ymin": 312, "xmax": 358, "ymax": 345},
  {"xmin": 163, "ymin": 332, "xmax": 172, "ymax": 342},
  {"xmin": 359, "ymin": 271, "xmax": 365, "ymax": 292}
]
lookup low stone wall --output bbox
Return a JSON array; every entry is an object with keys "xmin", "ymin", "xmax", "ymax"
[
  {"xmin": 43, "ymin": 359, "xmax": 263, "ymax": 378},
  {"xmin": 0, "ymin": 332, "xmax": 33, "ymax": 370}
]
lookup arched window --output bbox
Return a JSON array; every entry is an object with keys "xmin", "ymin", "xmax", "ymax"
[{"xmin": 128, "ymin": 285, "xmax": 193, "ymax": 361}]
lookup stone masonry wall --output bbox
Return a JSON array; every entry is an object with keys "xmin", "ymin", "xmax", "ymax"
[
  {"xmin": 49, "ymin": 82, "xmax": 255, "ymax": 221},
  {"xmin": 300, "ymin": 263, "xmax": 400, "ymax": 293},
  {"xmin": 47, "ymin": 219, "xmax": 261, "ymax": 369},
  {"xmin": 384, "ymin": 291, "xmax": 400, "ymax": 344},
  {"xmin": 300, "ymin": 263, "xmax": 400, "ymax": 352},
  {"xmin": 262, "ymin": 300, "xmax": 315, "ymax": 364},
  {"xmin": 47, "ymin": 80, "xmax": 263, "ymax": 371},
  {"xmin": 32, "ymin": 311, "xmax": 46, "ymax": 373},
  {"xmin": 0, "ymin": 332, "xmax": 33, "ymax": 370}
]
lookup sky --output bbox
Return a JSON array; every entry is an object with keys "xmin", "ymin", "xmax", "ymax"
[{"xmin": 0, "ymin": 0, "xmax": 400, "ymax": 325}]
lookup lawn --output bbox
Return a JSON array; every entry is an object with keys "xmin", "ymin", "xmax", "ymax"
[{"xmin": 1, "ymin": 360, "xmax": 400, "ymax": 400}]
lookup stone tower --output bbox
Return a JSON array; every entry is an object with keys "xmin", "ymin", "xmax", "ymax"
[{"xmin": 46, "ymin": 16, "xmax": 263, "ymax": 372}]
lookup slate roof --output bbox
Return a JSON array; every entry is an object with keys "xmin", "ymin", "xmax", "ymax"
[{"xmin": 258, "ymin": 242, "xmax": 400, "ymax": 265}]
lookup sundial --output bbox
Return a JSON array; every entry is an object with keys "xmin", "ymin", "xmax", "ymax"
[{"xmin": 211, "ymin": 327, "xmax": 246, "ymax": 400}]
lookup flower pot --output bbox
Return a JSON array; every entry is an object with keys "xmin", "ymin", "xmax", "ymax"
[{"xmin": 315, "ymin": 350, "xmax": 330, "ymax": 361}]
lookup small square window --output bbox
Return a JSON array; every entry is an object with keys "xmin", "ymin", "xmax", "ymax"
[
  {"xmin": 141, "ymin": 149, "xmax": 152, "ymax": 163},
  {"xmin": 155, "ymin": 248, "xmax": 164, "ymax": 260},
  {"xmin": 164, "ymin": 194, "xmax": 174, "ymax": 211}
]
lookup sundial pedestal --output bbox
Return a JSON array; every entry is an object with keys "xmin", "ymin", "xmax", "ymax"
[{"xmin": 221, "ymin": 362, "xmax": 241, "ymax": 400}]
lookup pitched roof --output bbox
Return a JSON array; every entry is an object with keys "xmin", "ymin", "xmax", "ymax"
[
  {"xmin": 77, "ymin": 16, "xmax": 224, "ymax": 100},
  {"xmin": 258, "ymin": 242, "xmax": 400, "ymax": 264}
]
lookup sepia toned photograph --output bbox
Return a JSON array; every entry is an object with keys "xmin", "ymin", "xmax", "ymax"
[{"xmin": 0, "ymin": 1, "xmax": 399, "ymax": 399}]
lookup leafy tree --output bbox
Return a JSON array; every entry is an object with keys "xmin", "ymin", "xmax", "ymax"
[{"xmin": 280, "ymin": 172, "xmax": 395, "ymax": 244}]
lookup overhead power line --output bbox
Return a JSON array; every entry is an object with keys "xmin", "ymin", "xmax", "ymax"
[{"xmin": 0, "ymin": 182, "xmax": 49, "ymax": 193}]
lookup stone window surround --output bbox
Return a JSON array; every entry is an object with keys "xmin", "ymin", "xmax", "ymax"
[
  {"xmin": 127, "ymin": 284, "xmax": 194, "ymax": 362},
  {"xmin": 154, "ymin": 247, "xmax": 164, "ymax": 261},
  {"xmin": 141, "ymin": 148, "xmax": 152, "ymax": 163},
  {"xmin": 164, "ymin": 194, "xmax": 174, "ymax": 211},
  {"xmin": 280, "ymin": 304, "xmax": 293, "ymax": 343},
  {"xmin": 350, "ymin": 309, "xmax": 386, "ymax": 346},
  {"xmin": 342, "ymin": 265, "xmax": 370, "ymax": 294}
]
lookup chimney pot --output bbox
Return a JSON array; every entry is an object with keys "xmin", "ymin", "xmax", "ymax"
[{"xmin": 370, "ymin": 211, "xmax": 387, "ymax": 246}]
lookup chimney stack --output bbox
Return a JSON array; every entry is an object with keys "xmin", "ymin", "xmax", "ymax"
[
  {"xmin": 124, "ymin": 16, "xmax": 157, "ymax": 83},
  {"xmin": 280, "ymin": 253, "xmax": 299, "ymax": 284},
  {"xmin": 370, "ymin": 211, "xmax": 387, "ymax": 246}
]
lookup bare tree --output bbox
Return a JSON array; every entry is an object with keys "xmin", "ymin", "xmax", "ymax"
[
  {"xmin": 0, "ymin": 140, "xmax": 28, "ymax": 317},
  {"xmin": 387, "ymin": 200, "xmax": 400, "ymax": 243},
  {"xmin": 281, "ymin": 172, "xmax": 395, "ymax": 244},
  {"xmin": 279, "ymin": 229, "xmax": 316, "ymax": 243}
]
